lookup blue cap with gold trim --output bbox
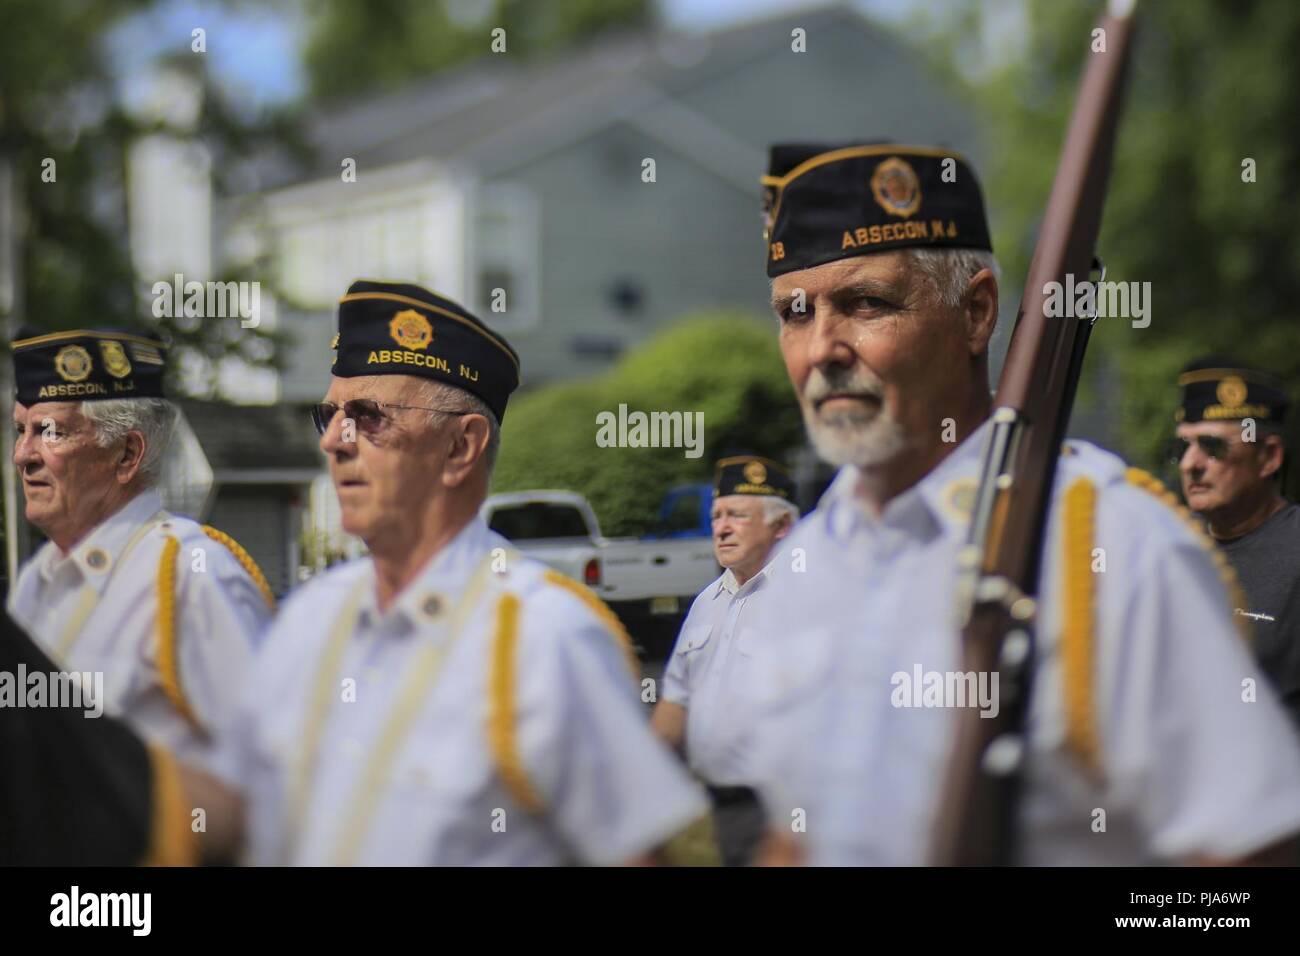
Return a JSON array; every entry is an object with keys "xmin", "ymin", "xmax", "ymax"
[
  {"xmin": 331, "ymin": 280, "xmax": 521, "ymax": 423},
  {"xmin": 1176, "ymin": 356, "xmax": 1288, "ymax": 424},
  {"xmin": 11, "ymin": 328, "xmax": 167, "ymax": 406},
  {"xmin": 761, "ymin": 141, "xmax": 992, "ymax": 278},
  {"xmin": 714, "ymin": 455, "xmax": 796, "ymax": 501}
]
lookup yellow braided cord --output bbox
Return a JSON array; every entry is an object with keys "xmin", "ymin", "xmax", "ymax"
[
  {"xmin": 1061, "ymin": 477, "xmax": 1102, "ymax": 781},
  {"xmin": 487, "ymin": 593, "xmax": 544, "ymax": 814},
  {"xmin": 140, "ymin": 743, "xmax": 199, "ymax": 866},
  {"xmin": 1124, "ymin": 468, "xmax": 1252, "ymax": 644},
  {"xmin": 202, "ymin": 525, "xmax": 276, "ymax": 609},
  {"xmin": 542, "ymin": 569, "xmax": 640, "ymax": 679},
  {"xmin": 157, "ymin": 536, "xmax": 202, "ymax": 732}
]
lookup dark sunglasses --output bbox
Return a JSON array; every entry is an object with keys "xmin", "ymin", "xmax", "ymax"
[
  {"xmin": 1167, "ymin": 435, "xmax": 1232, "ymax": 464},
  {"xmin": 311, "ymin": 399, "xmax": 473, "ymax": 437}
]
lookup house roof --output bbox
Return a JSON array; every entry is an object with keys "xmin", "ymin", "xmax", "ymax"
[
  {"xmin": 248, "ymin": 4, "xmax": 912, "ymax": 193},
  {"xmin": 178, "ymin": 399, "xmax": 322, "ymax": 478}
]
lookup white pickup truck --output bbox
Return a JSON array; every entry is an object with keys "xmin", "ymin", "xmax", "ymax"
[{"xmin": 480, "ymin": 488, "xmax": 719, "ymax": 658}]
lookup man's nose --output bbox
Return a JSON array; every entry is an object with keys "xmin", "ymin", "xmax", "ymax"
[
  {"xmin": 805, "ymin": 307, "xmax": 857, "ymax": 372},
  {"xmin": 13, "ymin": 427, "xmax": 40, "ymax": 468},
  {"xmin": 1179, "ymin": 441, "xmax": 1206, "ymax": 474},
  {"xmin": 319, "ymin": 409, "xmax": 355, "ymax": 457}
]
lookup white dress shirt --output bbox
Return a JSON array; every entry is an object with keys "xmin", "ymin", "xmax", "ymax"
[
  {"xmin": 218, "ymin": 516, "xmax": 707, "ymax": 866},
  {"xmin": 749, "ymin": 421, "xmax": 1300, "ymax": 865},
  {"xmin": 7, "ymin": 489, "xmax": 271, "ymax": 767},
  {"xmin": 662, "ymin": 555, "xmax": 782, "ymax": 786}
]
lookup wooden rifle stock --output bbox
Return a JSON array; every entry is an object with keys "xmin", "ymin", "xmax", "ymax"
[{"xmin": 930, "ymin": 0, "xmax": 1137, "ymax": 866}]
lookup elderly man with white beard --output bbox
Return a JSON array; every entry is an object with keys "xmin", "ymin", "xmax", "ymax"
[{"xmin": 746, "ymin": 142, "xmax": 1300, "ymax": 866}]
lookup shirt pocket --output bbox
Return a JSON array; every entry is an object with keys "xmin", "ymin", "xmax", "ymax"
[
  {"xmin": 673, "ymin": 623, "xmax": 714, "ymax": 688},
  {"xmin": 678, "ymin": 623, "xmax": 713, "ymax": 655}
]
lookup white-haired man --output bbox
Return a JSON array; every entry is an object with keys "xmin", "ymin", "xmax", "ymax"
[
  {"xmin": 7, "ymin": 329, "xmax": 274, "ymax": 768},
  {"xmin": 215, "ymin": 281, "xmax": 705, "ymax": 866},
  {"xmin": 749, "ymin": 142, "xmax": 1300, "ymax": 865},
  {"xmin": 652, "ymin": 455, "xmax": 798, "ymax": 866}
]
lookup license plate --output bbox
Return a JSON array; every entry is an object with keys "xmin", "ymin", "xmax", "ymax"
[{"xmin": 650, "ymin": 596, "xmax": 679, "ymax": 615}]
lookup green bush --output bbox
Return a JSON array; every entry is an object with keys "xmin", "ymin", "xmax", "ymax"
[{"xmin": 492, "ymin": 313, "xmax": 804, "ymax": 537}]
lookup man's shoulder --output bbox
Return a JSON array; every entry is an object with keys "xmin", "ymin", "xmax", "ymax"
[
  {"xmin": 1057, "ymin": 440, "xmax": 1206, "ymax": 553},
  {"xmin": 277, "ymin": 558, "xmax": 370, "ymax": 619},
  {"xmin": 496, "ymin": 554, "xmax": 617, "ymax": 631}
]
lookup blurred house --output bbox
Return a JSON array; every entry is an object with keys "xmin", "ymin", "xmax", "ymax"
[
  {"xmin": 233, "ymin": 3, "xmax": 984, "ymax": 401},
  {"xmin": 170, "ymin": 401, "xmax": 322, "ymax": 596},
  {"xmin": 128, "ymin": 4, "xmax": 989, "ymax": 580}
]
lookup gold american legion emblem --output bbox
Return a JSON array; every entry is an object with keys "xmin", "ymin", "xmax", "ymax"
[
  {"xmin": 99, "ymin": 340, "xmax": 132, "ymax": 379},
  {"xmin": 1216, "ymin": 375, "xmax": 1248, "ymax": 407},
  {"xmin": 743, "ymin": 460, "xmax": 767, "ymax": 485},
  {"xmin": 54, "ymin": 345, "xmax": 93, "ymax": 383},
  {"xmin": 871, "ymin": 156, "xmax": 923, "ymax": 219},
  {"xmin": 389, "ymin": 309, "xmax": 433, "ymax": 351}
]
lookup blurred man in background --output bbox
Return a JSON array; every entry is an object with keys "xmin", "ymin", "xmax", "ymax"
[
  {"xmin": 748, "ymin": 141, "xmax": 1300, "ymax": 865},
  {"xmin": 7, "ymin": 329, "xmax": 273, "ymax": 769},
  {"xmin": 1174, "ymin": 358, "xmax": 1300, "ymax": 731},
  {"xmin": 216, "ymin": 281, "xmax": 705, "ymax": 865},
  {"xmin": 652, "ymin": 454, "xmax": 798, "ymax": 866}
]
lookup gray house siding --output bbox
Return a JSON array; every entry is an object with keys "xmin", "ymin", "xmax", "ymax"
[
  {"xmin": 205, "ymin": 485, "xmax": 297, "ymax": 597},
  {"xmin": 492, "ymin": 123, "xmax": 768, "ymax": 386},
  {"xmin": 259, "ymin": 6, "xmax": 988, "ymax": 399}
]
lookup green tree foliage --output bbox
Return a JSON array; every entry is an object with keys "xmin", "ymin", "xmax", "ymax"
[
  {"xmin": 491, "ymin": 314, "xmax": 804, "ymax": 537},
  {"xmin": 922, "ymin": 0, "xmax": 1300, "ymax": 494},
  {"xmin": 0, "ymin": 1, "xmax": 304, "ymax": 392},
  {"xmin": 302, "ymin": 0, "xmax": 651, "ymax": 102}
]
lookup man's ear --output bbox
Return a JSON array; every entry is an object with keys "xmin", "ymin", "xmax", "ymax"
[
  {"xmin": 443, "ymin": 414, "xmax": 491, "ymax": 489},
  {"xmin": 116, "ymin": 431, "xmax": 147, "ymax": 485},
  {"xmin": 1259, "ymin": 433, "xmax": 1285, "ymax": 480},
  {"xmin": 963, "ymin": 268, "xmax": 999, "ymax": 357}
]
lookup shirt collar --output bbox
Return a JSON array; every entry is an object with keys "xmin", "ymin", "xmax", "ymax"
[
  {"xmin": 356, "ymin": 515, "xmax": 497, "ymax": 634},
  {"xmin": 38, "ymin": 489, "xmax": 167, "ymax": 593},
  {"xmin": 713, "ymin": 549, "xmax": 780, "ymax": 599},
  {"xmin": 817, "ymin": 418, "xmax": 993, "ymax": 543}
]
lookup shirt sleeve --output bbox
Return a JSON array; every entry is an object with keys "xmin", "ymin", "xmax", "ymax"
[
  {"xmin": 660, "ymin": 598, "xmax": 705, "ymax": 706},
  {"xmin": 514, "ymin": 588, "xmax": 708, "ymax": 865},
  {"xmin": 1099, "ymin": 502, "xmax": 1300, "ymax": 860},
  {"xmin": 174, "ymin": 538, "xmax": 271, "ymax": 755}
]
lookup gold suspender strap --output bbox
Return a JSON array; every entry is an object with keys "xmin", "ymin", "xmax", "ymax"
[
  {"xmin": 140, "ymin": 742, "xmax": 201, "ymax": 866},
  {"xmin": 201, "ymin": 525, "xmax": 277, "ymax": 610},
  {"xmin": 1061, "ymin": 477, "xmax": 1102, "ymax": 781},
  {"xmin": 486, "ymin": 569, "xmax": 640, "ymax": 814},
  {"xmin": 284, "ymin": 553, "xmax": 498, "ymax": 865},
  {"xmin": 156, "ymin": 524, "xmax": 274, "ymax": 734},
  {"xmin": 281, "ymin": 581, "xmax": 363, "ymax": 864},
  {"xmin": 50, "ymin": 510, "xmax": 169, "ymax": 662},
  {"xmin": 487, "ymin": 592, "xmax": 544, "ymax": 815},
  {"xmin": 156, "ymin": 536, "xmax": 203, "ymax": 732}
]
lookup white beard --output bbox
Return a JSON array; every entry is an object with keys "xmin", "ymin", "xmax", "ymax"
[{"xmin": 803, "ymin": 400, "xmax": 908, "ymax": 469}]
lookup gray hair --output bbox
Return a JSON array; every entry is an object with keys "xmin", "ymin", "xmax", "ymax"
[
  {"xmin": 79, "ymin": 398, "xmax": 178, "ymax": 485},
  {"xmin": 761, "ymin": 495, "xmax": 800, "ymax": 530},
  {"xmin": 410, "ymin": 379, "xmax": 501, "ymax": 475},
  {"xmin": 906, "ymin": 247, "xmax": 1002, "ymax": 309}
]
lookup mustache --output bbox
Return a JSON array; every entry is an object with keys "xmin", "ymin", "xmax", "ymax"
[{"xmin": 802, "ymin": 367, "xmax": 885, "ymax": 404}]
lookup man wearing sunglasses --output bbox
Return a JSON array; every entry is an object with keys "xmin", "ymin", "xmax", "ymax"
[
  {"xmin": 1174, "ymin": 358, "xmax": 1300, "ymax": 730},
  {"xmin": 214, "ymin": 280, "xmax": 705, "ymax": 865}
]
